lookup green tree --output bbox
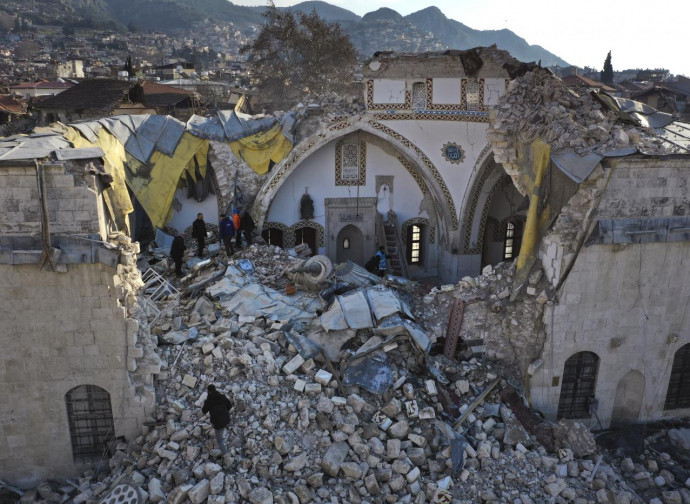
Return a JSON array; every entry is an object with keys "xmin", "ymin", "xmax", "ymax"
[
  {"xmin": 240, "ymin": 4, "xmax": 358, "ymax": 110},
  {"xmin": 601, "ymin": 51, "xmax": 613, "ymax": 84}
]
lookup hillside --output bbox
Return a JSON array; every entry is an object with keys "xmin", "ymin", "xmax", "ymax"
[{"xmin": 9, "ymin": 0, "xmax": 569, "ymax": 67}]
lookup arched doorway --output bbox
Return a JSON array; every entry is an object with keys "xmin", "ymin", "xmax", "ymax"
[
  {"xmin": 262, "ymin": 227, "xmax": 284, "ymax": 247},
  {"xmin": 557, "ymin": 351, "xmax": 600, "ymax": 419},
  {"xmin": 611, "ymin": 370, "xmax": 645, "ymax": 425},
  {"xmin": 337, "ymin": 225, "xmax": 364, "ymax": 265}
]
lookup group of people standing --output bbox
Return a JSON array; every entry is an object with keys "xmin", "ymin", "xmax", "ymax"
[{"xmin": 169, "ymin": 208, "xmax": 256, "ymax": 277}]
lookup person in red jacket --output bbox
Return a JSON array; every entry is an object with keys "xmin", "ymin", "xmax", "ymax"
[{"xmin": 202, "ymin": 384, "xmax": 233, "ymax": 455}]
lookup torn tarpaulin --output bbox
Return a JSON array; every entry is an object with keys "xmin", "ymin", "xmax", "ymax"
[{"xmin": 343, "ymin": 352, "xmax": 393, "ymax": 394}]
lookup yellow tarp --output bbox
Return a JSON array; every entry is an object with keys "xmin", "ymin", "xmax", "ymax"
[
  {"xmin": 65, "ymin": 126, "xmax": 133, "ymax": 233},
  {"xmin": 229, "ymin": 123, "xmax": 293, "ymax": 175},
  {"xmin": 126, "ymin": 132, "xmax": 209, "ymax": 229},
  {"xmin": 512, "ymin": 138, "xmax": 552, "ymax": 295}
]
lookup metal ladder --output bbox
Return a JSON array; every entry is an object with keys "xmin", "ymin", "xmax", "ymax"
[{"xmin": 141, "ymin": 268, "xmax": 179, "ymax": 325}]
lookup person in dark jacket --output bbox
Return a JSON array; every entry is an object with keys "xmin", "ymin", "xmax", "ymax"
[
  {"xmin": 170, "ymin": 232, "xmax": 186, "ymax": 277},
  {"xmin": 233, "ymin": 208, "xmax": 242, "ymax": 249},
  {"xmin": 240, "ymin": 210, "xmax": 256, "ymax": 246},
  {"xmin": 218, "ymin": 213, "xmax": 235, "ymax": 256},
  {"xmin": 192, "ymin": 213, "xmax": 207, "ymax": 257},
  {"xmin": 376, "ymin": 246, "xmax": 388, "ymax": 278},
  {"xmin": 202, "ymin": 384, "xmax": 232, "ymax": 455}
]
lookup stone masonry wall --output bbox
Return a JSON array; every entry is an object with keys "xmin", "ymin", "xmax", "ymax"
[
  {"xmin": 0, "ymin": 163, "xmax": 104, "ymax": 237},
  {"xmin": 530, "ymin": 158, "xmax": 690, "ymax": 427},
  {"xmin": 0, "ymin": 162, "xmax": 159, "ymax": 487},
  {"xmin": 0, "ymin": 263, "xmax": 152, "ymax": 487}
]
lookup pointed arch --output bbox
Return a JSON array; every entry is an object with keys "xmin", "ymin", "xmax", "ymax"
[{"xmin": 253, "ymin": 118, "xmax": 459, "ymax": 244}]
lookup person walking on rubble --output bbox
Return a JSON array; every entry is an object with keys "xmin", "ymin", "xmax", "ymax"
[
  {"xmin": 218, "ymin": 213, "xmax": 235, "ymax": 257},
  {"xmin": 170, "ymin": 232, "xmax": 186, "ymax": 277},
  {"xmin": 202, "ymin": 384, "xmax": 233, "ymax": 455},
  {"xmin": 376, "ymin": 246, "xmax": 389, "ymax": 278},
  {"xmin": 192, "ymin": 213, "xmax": 207, "ymax": 257},
  {"xmin": 233, "ymin": 208, "xmax": 242, "ymax": 249},
  {"xmin": 240, "ymin": 209, "xmax": 255, "ymax": 246}
]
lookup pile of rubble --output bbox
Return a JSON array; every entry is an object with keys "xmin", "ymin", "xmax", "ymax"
[
  {"xmin": 9, "ymin": 244, "xmax": 675, "ymax": 504},
  {"xmin": 487, "ymin": 68, "xmax": 678, "ymax": 194}
]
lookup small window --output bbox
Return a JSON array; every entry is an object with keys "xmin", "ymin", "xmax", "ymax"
[
  {"xmin": 406, "ymin": 224, "xmax": 423, "ymax": 264},
  {"xmin": 65, "ymin": 385, "xmax": 115, "ymax": 460},
  {"xmin": 503, "ymin": 220, "xmax": 523, "ymax": 261},
  {"xmin": 411, "ymin": 82, "xmax": 426, "ymax": 110},
  {"xmin": 343, "ymin": 238, "xmax": 350, "ymax": 249},
  {"xmin": 665, "ymin": 344, "xmax": 690, "ymax": 410},
  {"xmin": 557, "ymin": 352, "xmax": 599, "ymax": 419},
  {"xmin": 262, "ymin": 228, "xmax": 284, "ymax": 248},
  {"xmin": 465, "ymin": 80, "xmax": 481, "ymax": 111}
]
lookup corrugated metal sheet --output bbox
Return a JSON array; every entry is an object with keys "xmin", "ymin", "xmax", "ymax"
[
  {"xmin": 551, "ymin": 150, "xmax": 603, "ymax": 183},
  {"xmin": 55, "ymin": 147, "xmax": 106, "ymax": 160}
]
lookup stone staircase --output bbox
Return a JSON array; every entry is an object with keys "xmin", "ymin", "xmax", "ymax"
[{"xmin": 383, "ymin": 219, "xmax": 405, "ymax": 276}]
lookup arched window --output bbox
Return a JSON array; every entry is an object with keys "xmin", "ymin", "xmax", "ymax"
[
  {"xmin": 262, "ymin": 228, "xmax": 284, "ymax": 248},
  {"xmin": 65, "ymin": 385, "xmax": 114, "ymax": 460},
  {"xmin": 465, "ymin": 79, "xmax": 481, "ymax": 111},
  {"xmin": 406, "ymin": 224, "xmax": 423, "ymax": 264},
  {"xmin": 411, "ymin": 82, "xmax": 426, "ymax": 110},
  {"xmin": 557, "ymin": 351, "xmax": 599, "ymax": 419},
  {"xmin": 502, "ymin": 219, "xmax": 523, "ymax": 261},
  {"xmin": 294, "ymin": 226, "xmax": 317, "ymax": 256},
  {"xmin": 665, "ymin": 344, "xmax": 690, "ymax": 410}
]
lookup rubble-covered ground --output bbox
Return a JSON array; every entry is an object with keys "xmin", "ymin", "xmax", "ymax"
[{"xmin": 4, "ymin": 244, "xmax": 690, "ymax": 504}]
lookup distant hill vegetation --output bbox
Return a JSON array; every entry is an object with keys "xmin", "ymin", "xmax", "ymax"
[{"xmin": 11, "ymin": 0, "xmax": 568, "ymax": 67}]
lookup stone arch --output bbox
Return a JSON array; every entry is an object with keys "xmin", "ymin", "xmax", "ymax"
[
  {"xmin": 290, "ymin": 220, "xmax": 325, "ymax": 248},
  {"xmin": 253, "ymin": 118, "xmax": 458, "ymax": 244},
  {"xmin": 459, "ymin": 145, "xmax": 512, "ymax": 254},
  {"xmin": 611, "ymin": 370, "xmax": 645, "ymax": 425}
]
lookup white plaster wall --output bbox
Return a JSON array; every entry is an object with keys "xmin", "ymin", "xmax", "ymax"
[
  {"xmin": 167, "ymin": 189, "xmax": 219, "ymax": 234},
  {"xmin": 373, "ymin": 79, "xmax": 407, "ymax": 105},
  {"xmin": 432, "ymin": 78, "xmax": 461, "ymax": 104},
  {"xmin": 379, "ymin": 119, "xmax": 491, "ymax": 213},
  {"xmin": 529, "ymin": 241, "xmax": 690, "ymax": 427},
  {"xmin": 267, "ymin": 140, "xmax": 427, "ymax": 255}
]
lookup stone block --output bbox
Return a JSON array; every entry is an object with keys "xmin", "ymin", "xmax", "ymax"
[
  {"xmin": 282, "ymin": 354, "xmax": 305, "ymax": 375},
  {"xmin": 182, "ymin": 374, "xmax": 198, "ymax": 388}
]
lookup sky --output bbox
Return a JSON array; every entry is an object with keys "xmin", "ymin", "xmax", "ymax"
[{"xmin": 234, "ymin": 0, "xmax": 689, "ymax": 77}]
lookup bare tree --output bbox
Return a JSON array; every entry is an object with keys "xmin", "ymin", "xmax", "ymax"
[{"xmin": 241, "ymin": 4, "xmax": 358, "ymax": 110}]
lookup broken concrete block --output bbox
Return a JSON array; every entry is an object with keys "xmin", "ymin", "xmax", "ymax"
[
  {"xmin": 201, "ymin": 342, "xmax": 215, "ymax": 354},
  {"xmin": 282, "ymin": 354, "xmax": 305, "ymax": 375},
  {"xmin": 293, "ymin": 379, "xmax": 306, "ymax": 392},
  {"xmin": 425, "ymin": 380, "xmax": 438, "ymax": 395},
  {"xmin": 419, "ymin": 407, "xmax": 436, "ymax": 420},
  {"xmin": 405, "ymin": 400, "xmax": 419, "ymax": 418},
  {"xmin": 406, "ymin": 466, "xmax": 421, "ymax": 483},
  {"xmin": 248, "ymin": 487, "xmax": 273, "ymax": 504},
  {"xmin": 188, "ymin": 479, "xmax": 210, "ymax": 504},
  {"xmin": 331, "ymin": 396, "xmax": 346, "ymax": 406},
  {"xmin": 301, "ymin": 358, "xmax": 315, "ymax": 372},
  {"xmin": 181, "ymin": 374, "xmax": 198, "ymax": 388},
  {"xmin": 321, "ymin": 442, "xmax": 349, "ymax": 477},
  {"xmin": 304, "ymin": 383, "xmax": 321, "ymax": 394},
  {"xmin": 314, "ymin": 369, "xmax": 333, "ymax": 386}
]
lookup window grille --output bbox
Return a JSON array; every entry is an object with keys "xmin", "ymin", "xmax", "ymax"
[
  {"xmin": 504, "ymin": 222, "xmax": 515, "ymax": 260},
  {"xmin": 262, "ymin": 228, "xmax": 284, "ymax": 248},
  {"xmin": 411, "ymin": 82, "xmax": 426, "ymax": 110},
  {"xmin": 557, "ymin": 351, "xmax": 599, "ymax": 419},
  {"xmin": 465, "ymin": 80, "xmax": 481, "ymax": 110},
  {"xmin": 65, "ymin": 385, "xmax": 114, "ymax": 460},
  {"xmin": 665, "ymin": 344, "xmax": 690, "ymax": 410},
  {"xmin": 406, "ymin": 224, "xmax": 423, "ymax": 264}
]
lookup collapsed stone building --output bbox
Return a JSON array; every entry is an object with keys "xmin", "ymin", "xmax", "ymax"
[{"xmin": 1, "ymin": 46, "xmax": 690, "ymax": 503}]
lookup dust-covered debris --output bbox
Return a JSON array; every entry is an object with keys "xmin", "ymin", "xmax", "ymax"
[{"xmin": 9, "ymin": 243, "xmax": 656, "ymax": 504}]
